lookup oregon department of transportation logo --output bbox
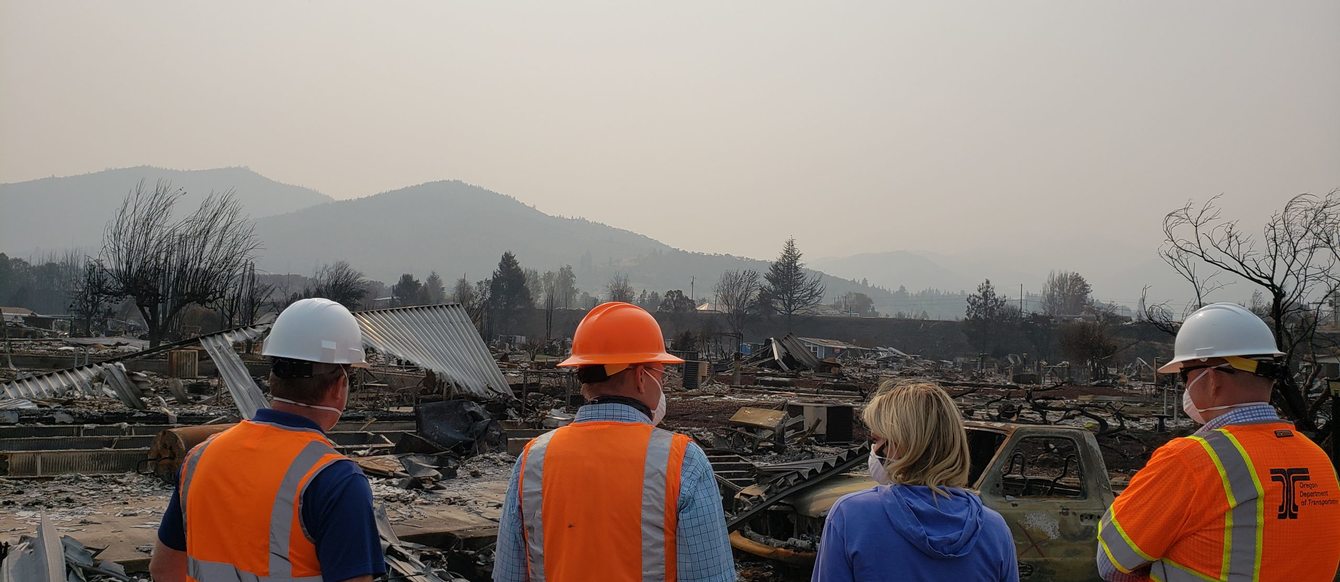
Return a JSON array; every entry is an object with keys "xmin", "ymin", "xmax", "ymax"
[{"xmin": 1269, "ymin": 468, "xmax": 1310, "ymax": 519}]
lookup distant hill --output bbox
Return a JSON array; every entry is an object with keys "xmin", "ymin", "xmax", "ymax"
[
  {"xmin": 253, "ymin": 180, "xmax": 899, "ymax": 311},
  {"xmin": 0, "ymin": 166, "xmax": 332, "ymax": 253}
]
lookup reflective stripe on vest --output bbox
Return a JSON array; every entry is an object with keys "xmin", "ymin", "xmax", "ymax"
[
  {"xmin": 521, "ymin": 430, "xmax": 556, "ymax": 582},
  {"xmin": 519, "ymin": 426, "xmax": 681, "ymax": 582},
  {"xmin": 1098, "ymin": 428, "xmax": 1266, "ymax": 581},
  {"xmin": 179, "ymin": 436, "xmax": 216, "ymax": 536},
  {"xmin": 1097, "ymin": 511, "xmax": 1154, "ymax": 574},
  {"xmin": 1186, "ymin": 429, "xmax": 1265, "ymax": 582},
  {"xmin": 187, "ymin": 556, "xmax": 323, "ymax": 582},
  {"xmin": 180, "ymin": 431, "xmax": 341, "ymax": 582},
  {"xmin": 1150, "ymin": 558, "xmax": 1218, "ymax": 582}
]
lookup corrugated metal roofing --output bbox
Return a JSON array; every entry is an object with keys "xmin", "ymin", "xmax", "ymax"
[
  {"xmin": 0, "ymin": 325, "xmax": 269, "ymax": 411},
  {"xmin": 197, "ymin": 326, "xmax": 269, "ymax": 419},
  {"xmin": 2, "ymin": 363, "xmax": 107, "ymax": 401},
  {"xmin": 101, "ymin": 363, "xmax": 147, "ymax": 410},
  {"xmin": 0, "ymin": 398, "xmax": 36, "ymax": 410},
  {"xmin": 354, "ymin": 304, "xmax": 512, "ymax": 400}
]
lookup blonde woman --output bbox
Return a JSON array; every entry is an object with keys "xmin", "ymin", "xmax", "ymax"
[{"xmin": 812, "ymin": 381, "xmax": 1019, "ymax": 582}]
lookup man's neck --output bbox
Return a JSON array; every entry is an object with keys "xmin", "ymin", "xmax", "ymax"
[
  {"xmin": 269, "ymin": 401, "xmax": 332, "ymax": 431},
  {"xmin": 586, "ymin": 395, "xmax": 653, "ymax": 419}
]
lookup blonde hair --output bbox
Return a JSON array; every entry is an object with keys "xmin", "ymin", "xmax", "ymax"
[{"xmin": 862, "ymin": 380, "xmax": 971, "ymax": 495}]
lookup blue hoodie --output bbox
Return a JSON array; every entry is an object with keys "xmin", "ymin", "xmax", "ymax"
[{"xmin": 812, "ymin": 484, "xmax": 1019, "ymax": 582}]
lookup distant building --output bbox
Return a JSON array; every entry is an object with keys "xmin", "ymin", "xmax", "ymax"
[
  {"xmin": 0, "ymin": 307, "xmax": 35, "ymax": 324},
  {"xmin": 796, "ymin": 337, "xmax": 868, "ymax": 360}
]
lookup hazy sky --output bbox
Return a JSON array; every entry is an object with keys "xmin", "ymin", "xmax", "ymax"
[{"xmin": 3, "ymin": 1, "xmax": 1337, "ymax": 276}]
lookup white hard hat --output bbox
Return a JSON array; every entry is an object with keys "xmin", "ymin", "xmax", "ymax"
[
  {"xmin": 263, "ymin": 298, "xmax": 367, "ymax": 367},
  {"xmin": 1157, "ymin": 302, "xmax": 1284, "ymax": 374}
]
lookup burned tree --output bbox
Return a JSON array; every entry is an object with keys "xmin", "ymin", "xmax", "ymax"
[
  {"xmin": 606, "ymin": 272, "xmax": 635, "ymax": 303},
  {"xmin": 1162, "ymin": 191, "xmax": 1340, "ymax": 432},
  {"xmin": 69, "ymin": 259, "xmax": 118, "ymax": 337},
  {"xmin": 301, "ymin": 261, "xmax": 369, "ymax": 310},
  {"xmin": 215, "ymin": 262, "xmax": 274, "ymax": 329},
  {"xmin": 452, "ymin": 275, "xmax": 489, "ymax": 335},
  {"xmin": 102, "ymin": 181, "xmax": 259, "ymax": 347},
  {"xmin": 762, "ymin": 238, "xmax": 825, "ymax": 330},
  {"xmin": 1058, "ymin": 320, "xmax": 1117, "ymax": 380},
  {"xmin": 715, "ymin": 269, "xmax": 761, "ymax": 342}
]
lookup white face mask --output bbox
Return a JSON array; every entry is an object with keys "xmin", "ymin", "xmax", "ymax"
[
  {"xmin": 867, "ymin": 443, "xmax": 894, "ymax": 485},
  {"xmin": 1182, "ymin": 367, "xmax": 1268, "ymax": 425},
  {"xmin": 272, "ymin": 397, "xmax": 344, "ymax": 416},
  {"xmin": 643, "ymin": 368, "xmax": 666, "ymax": 426}
]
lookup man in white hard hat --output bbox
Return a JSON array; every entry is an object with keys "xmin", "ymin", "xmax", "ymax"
[
  {"xmin": 1096, "ymin": 302, "xmax": 1340, "ymax": 581},
  {"xmin": 150, "ymin": 298, "xmax": 386, "ymax": 582}
]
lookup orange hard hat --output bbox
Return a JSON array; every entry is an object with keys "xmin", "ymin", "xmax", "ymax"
[{"xmin": 558, "ymin": 302, "xmax": 684, "ymax": 368}]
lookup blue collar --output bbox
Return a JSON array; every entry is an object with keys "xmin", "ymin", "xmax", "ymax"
[{"xmin": 252, "ymin": 408, "xmax": 325, "ymax": 433}]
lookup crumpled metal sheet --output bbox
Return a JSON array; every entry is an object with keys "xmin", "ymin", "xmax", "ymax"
[
  {"xmin": 0, "ymin": 365, "xmax": 104, "ymax": 401},
  {"xmin": 0, "ymin": 398, "xmax": 37, "ymax": 410},
  {"xmin": 0, "ymin": 514, "xmax": 130, "ymax": 582},
  {"xmin": 0, "ymin": 363, "xmax": 145, "ymax": 410},
  {"xmin": 197, "ymin": 326, "xmax": 269, "ymax": 420},
  {"xmin": 0, "ymin": 513, "xmax": 63, "ymax": 582},
  {"xmin": 0, "ymin": 324, "xmax": 271, "ymax": 411},
  {"xmin": 354, "ymin": 304, "xmax": 512, "ymax": 400},
  {"xmin": 100, "ymin": 363, "xmax": 146, "ymax": 411}
]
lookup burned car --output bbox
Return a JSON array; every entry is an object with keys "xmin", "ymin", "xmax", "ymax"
[{"xmin": 727, "ymin": 421, "xmax": 1115, "ymax": 581}]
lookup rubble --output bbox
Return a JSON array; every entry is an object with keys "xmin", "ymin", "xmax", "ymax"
[{"xmin": 0, "ymin": 315, "xmax": 1188, "ymax": 581}]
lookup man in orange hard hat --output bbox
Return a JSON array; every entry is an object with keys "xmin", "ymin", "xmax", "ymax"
[
  {"xmin": 493, "ymin": 302, "xmax": 736, "ymax": 582},
  {"xmin": 1096, "ymin": 303, "xmax": 1340, "ymax": 581}
]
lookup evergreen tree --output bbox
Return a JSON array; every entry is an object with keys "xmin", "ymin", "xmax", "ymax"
[
  {"xmin": 488, "ymin": 252, "xmax": 533, "ymax": 336},
  {"xmin": 391, "ymin": 274, "xmax": 423, "ymax": 307},
  {"xmin": 423, "ymin": 271, "xmax": 446, "ymax": 304},
  {"xmin": 762, "ymin": 238, "xmax": 825, "ymax": 330}
]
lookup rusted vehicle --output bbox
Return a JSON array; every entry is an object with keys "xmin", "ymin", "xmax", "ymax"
[{"xmin": 730, "ymin": 421, "xmax": 1114, "ymax": 581}]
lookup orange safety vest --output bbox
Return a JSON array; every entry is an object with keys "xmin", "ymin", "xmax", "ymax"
[
  {"xmin": 1099, "ymin": 421, "xmax": 1340, "ymax": 581},
  {"xmin": 179, "ymin": 419, "xmax": 347, "ymax": 582},
  {"xmin": 518, "ymin": 421, "xmax": 692, "ymax": 582}
]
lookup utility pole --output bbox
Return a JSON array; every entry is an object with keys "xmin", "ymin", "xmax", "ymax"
[
  {"xmin": 690, "ymin": 276, "xmax": 695, "ymax": 307},
  {"xmin": 1020, "ymin": 284, "xmax": 1024, "ymax": 313}
]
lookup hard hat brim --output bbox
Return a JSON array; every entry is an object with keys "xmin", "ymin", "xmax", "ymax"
[
  {"xmin": 557, "ymin": 352, "xmax": 686, "ymax": 368},
  {"xmin": 1156, "ymin": 351, "xmax": 1285, "ymax": 374}
]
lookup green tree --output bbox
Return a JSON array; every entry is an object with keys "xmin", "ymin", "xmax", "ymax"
[
  {"xmin": 1041, "ymin": 271, "xmax": 1092, "ymax": 317},
  {"xmin": 964, "ymin": 279, "xmax": 1019, "ymax": 356},
  {"xmin": 762, "ymin": 238, "xmax": 825, "ymax": 330},
  {"xmin": 488, "ymin": 251, "xmax": 533, "ymax": 336},
  {"xmin": 391, "ymin": 274, "xmax": 423, "ymax": 307},
  {"xmin": 554, "ymin": 265, "xmax": 578, "ymax": 309},
  {"xmin": 423, "ymin": 271, "xmax": 446, "ymax": 304},
  {"xmin": 658, "ymin": 290, "xmax": 695, "ymax": 314}
]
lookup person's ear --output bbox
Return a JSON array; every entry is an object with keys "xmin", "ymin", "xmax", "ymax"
[{"xmin": 633, "ymin": 365, "xmax": 648, "ymax": 395}]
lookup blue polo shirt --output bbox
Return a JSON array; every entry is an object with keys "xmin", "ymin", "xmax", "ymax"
[{"xmin": 157, "ymin": 409, "xmax": 387, "ymax": 581}]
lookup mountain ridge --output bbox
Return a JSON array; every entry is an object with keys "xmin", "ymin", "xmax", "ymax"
[{"xmin": 0, "ymin": 166, "xmax": 333, "ymax": 253}]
